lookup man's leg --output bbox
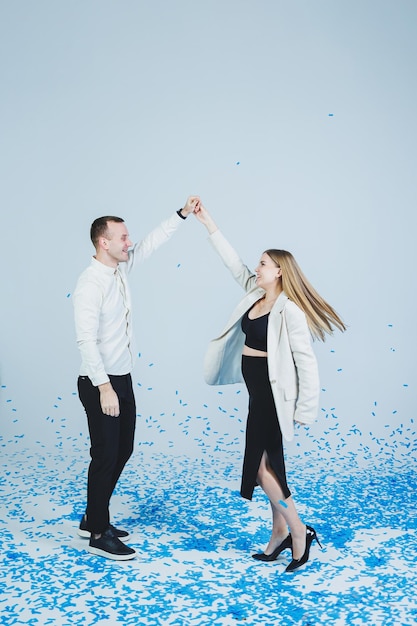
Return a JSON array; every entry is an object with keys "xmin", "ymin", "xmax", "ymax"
[
  {"xmin": 108, "ymin": 374, "xmax": 136, "ymax": 498},
  {"xmin": 77, "ymin": 375, "xmax": 136, "ymax": 560},
  {"xmin": 78, "ymin": 376, "xmax": 122, "ymax": 534}
]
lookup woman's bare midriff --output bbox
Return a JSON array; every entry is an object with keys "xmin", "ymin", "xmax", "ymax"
[{"xmin": 242, "ymin": 345, "xmax": 268, "ymax": 357}]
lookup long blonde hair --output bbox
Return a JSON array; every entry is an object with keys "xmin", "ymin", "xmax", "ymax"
[{"xmin": 265, "ymin": 249, "xmax": 346, "ymax": 341}]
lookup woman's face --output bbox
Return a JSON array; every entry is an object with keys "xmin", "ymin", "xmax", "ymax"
[{"xmin": 255, "ymin": 253, "xmax": 281, "ymax": 289}]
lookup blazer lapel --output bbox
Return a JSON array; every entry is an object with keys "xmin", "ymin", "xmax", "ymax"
[
  {"xmin": 268, "ymin": 291, "xmax": 288, "ymax": 340},
  {"xmin": 274, "ymin": 291, "xmax": 289, "ymax": 312}
]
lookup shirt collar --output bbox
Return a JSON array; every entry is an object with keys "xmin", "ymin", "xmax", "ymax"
[{"xmin": 90, "ymin": 256, "xmax": 119, "ymax": 276}]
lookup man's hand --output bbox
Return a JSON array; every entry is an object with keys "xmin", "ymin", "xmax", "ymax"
[
  {"xmin": 180, "ymin": 195, "xmax": 200, "ymax": 217},
  {"xmin": 99, "ymin": 382, "xmax": 120, "ymax": 417}
]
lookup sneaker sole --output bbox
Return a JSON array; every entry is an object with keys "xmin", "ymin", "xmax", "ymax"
[
  {"xmin": 87, "ymin": 545, "xmax": 136, "ymax": 561},
  {"xmin": 78, "ymin": 529, "xmax": 130, "ymax": 541}
]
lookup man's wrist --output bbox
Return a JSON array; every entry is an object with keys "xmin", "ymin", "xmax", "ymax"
[
  {"xmin": 98, "ymin": 381, "xmax": 112, "ymax": 391},
  {"xmin": 177, "ymin": 208, "xmax": 187, "ymax": 220}
]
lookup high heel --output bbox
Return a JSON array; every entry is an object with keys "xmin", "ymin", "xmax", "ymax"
[
  {"xmin": 285, "ymin": 525, "xmax": 322, "ymax": 572},
  {"xmin": 252, "ymin": 534, "xmax": 292, "ymax": 561}
]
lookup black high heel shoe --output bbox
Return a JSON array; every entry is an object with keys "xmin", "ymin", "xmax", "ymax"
[
  {"xmin": 285, "ymin": 525, "xmax": 322, "ymax": 572},
  {"xmin": 252, "ymin": 534, "xmax": 292, "ymax": 562}
]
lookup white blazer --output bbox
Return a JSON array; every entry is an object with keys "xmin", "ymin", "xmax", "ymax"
[{"xmin": 204, "ymin": 230, "xmax": 320, "ymax": 442}]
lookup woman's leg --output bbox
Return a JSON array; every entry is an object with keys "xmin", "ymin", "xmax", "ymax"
[{"xmin": 257, "ymin": 451, "xmax": 306, "ymax": 559}]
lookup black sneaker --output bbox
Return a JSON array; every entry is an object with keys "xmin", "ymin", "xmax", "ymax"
[
  {"xmin": 78, "ymin": 516, "xmax": 130, "ymax": 540},
  {"xmin": 88, "ymin": 527, "xmax": 136, "ymax": 561}
]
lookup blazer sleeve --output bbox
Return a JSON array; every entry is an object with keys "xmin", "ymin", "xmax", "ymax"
[
  {"xmin": 284, "ymin": 302, "xmax": 320, "ymax": 424},
  {"xmin": 208, "ymin": 230, "xmax": 257, "ymax": 292}
]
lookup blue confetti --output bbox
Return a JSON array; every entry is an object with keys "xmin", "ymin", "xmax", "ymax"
[
  {"xmin": 1, "ymin": 368, "xmax": 416, "ymax": 626},
  {"xmin": 2, "ymin": 441, "xmax": 416, "ymax": 625}
]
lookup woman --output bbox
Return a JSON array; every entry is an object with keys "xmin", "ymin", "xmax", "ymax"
[{"xmin": 194, "ymin": 203, "xmax": 346, "ymax": 572}]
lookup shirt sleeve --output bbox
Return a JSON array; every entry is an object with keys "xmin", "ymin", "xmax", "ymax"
[
  {"xmin": 127, "ymin": 212, "xmax": 184, "ymax": 272},
  {"xmin": 73, "ymin": 279, "xmax": 110, "ymax": 387}
]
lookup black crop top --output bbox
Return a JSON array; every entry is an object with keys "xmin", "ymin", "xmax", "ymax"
[{"xmin": 241, "ymin": 307, "xmax": 269, "ymax": 352}]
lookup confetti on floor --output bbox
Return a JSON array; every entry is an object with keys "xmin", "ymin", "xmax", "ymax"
[{"xmin": 1, "ymin": 437, "xmax": 417, "ymax": 625}]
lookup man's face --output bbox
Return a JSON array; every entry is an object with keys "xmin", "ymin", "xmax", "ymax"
[{"xmin": 102, "ymin": 221, "xmax": 133, "ymax": 265}]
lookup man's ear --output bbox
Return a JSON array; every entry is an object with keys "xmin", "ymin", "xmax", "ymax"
[{"xmin": 99, "ymin": 236, "xmax": 109, "ymax": 250}]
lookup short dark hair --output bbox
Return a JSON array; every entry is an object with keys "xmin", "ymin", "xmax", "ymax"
[{"xmin": 90, "ymin": 216, "xmax": 124, "ymax": 247}]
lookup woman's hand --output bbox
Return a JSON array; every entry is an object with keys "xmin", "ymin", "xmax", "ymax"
[{"xmin": 193, "ymin": 202, "xmax": 219, "ymax": 234}]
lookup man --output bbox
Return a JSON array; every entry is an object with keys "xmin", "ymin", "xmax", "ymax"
[{"xmin": 73, "ymin": 196, "xmax": 199, "ymax": 560}]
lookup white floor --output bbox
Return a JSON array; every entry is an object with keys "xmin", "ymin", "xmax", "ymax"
[{"xmin": 1, "ymin": 437, "xmax": 417, "ymax": 626}]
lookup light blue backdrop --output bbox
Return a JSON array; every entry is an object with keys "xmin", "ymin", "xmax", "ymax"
[{"xmin": 1, "ymin": 0, "xmax": 416, "ymax": 460}]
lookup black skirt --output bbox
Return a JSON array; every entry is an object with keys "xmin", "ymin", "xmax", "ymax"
[{"xmin": 240, "ymin": 355, "xmax": 291, "ymax": 501}]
